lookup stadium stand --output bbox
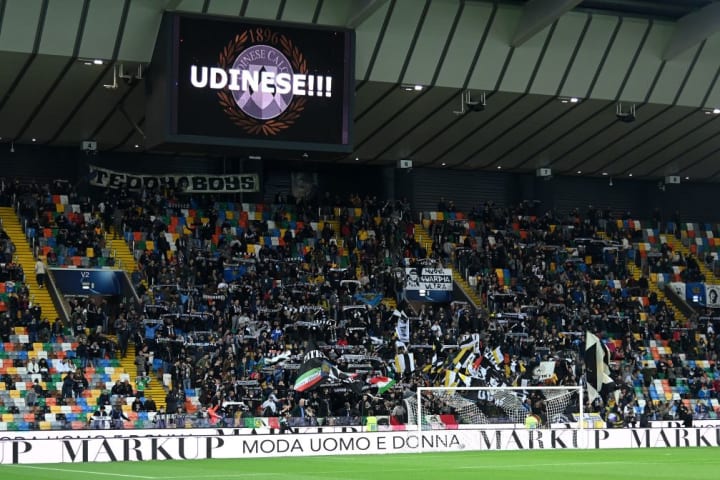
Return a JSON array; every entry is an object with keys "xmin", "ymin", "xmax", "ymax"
[
  {"xmin": 3, "ymin": 0, "xmax": 720, "ymax": 444},
  {"xmin": 1, "ymin": 182, "xmax": 719, "ymax": 432}
]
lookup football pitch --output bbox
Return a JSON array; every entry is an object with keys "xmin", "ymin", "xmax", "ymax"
[{"xmin": 1, "ymin": 448, "xmax": 718, "ymax": 480}]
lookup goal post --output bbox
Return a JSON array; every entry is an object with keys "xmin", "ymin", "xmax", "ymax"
[{"xmin": 412, "ymin": 385, "xmax": 584, "ymax": 433}]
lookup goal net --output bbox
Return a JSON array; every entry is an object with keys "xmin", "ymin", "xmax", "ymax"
[{"xmin": 408, "ymin": 386, "xmax": 583, "ymax": 431}]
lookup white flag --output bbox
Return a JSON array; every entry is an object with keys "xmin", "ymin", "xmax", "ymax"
[{"xmin": 394, "ymin": 310, "xmax": 410, "ymax": 343}]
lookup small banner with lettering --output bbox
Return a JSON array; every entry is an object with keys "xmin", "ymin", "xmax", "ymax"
[
  {"xmin": 88, "ymin": 165, "xmax": 259, "ymax": 193},
  {"xmin": 404, "ymin": 267, "xmax": 453, "ymax": 303}
]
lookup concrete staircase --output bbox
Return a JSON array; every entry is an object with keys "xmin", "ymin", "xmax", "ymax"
[
  {"xmin": 324, "ymin": 219, "xmax": 346, "ymax": 266},
  {"xmin": 323, "ymin": 219, "xmax": 341, "ymax": 239},
  {"xmin": 381, "ymin": 298, "xmax": 397, "ymax": 310},
  {"xmin": 413, "ymin": 223, "xmax": 433, "ymax": 255},
  {"xmin": 118, "ymin": 342, "xmax": 167, "ymax": 409},
  {"xmin": 451, "ymin": 269, "xmax": 483, "ymax": 307},
  {"xmin": 599, "ymin": 230, "xmax": 687, "ymax": 323},
  {"xmin": 107, "ymin": 227, "xmax": 138, "ymax": 272},
  {"xmin": 627, "ymin": 263, "xmax": 687, "ymax": 324},
  {"xmin": 108, "ymin": 226, "xmax": 169, "ymax": 408},
  {"xmin": 664, "ymin": 235, "xmax": 716, "ymax": 282},
  {"xmin": 601, "ymin": 230, "xmax": 686, "ymax": 322},
  {"xmin": 0, "ymin": 206, "xmax": 61, "ymax": 321}
]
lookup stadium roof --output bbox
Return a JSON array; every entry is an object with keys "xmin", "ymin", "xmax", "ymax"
[{"xmin": 1, "ymin": 0, "xmax": 720, "ymax": 182}]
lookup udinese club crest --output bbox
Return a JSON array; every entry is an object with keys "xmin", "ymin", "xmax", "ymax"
[{"xmin": 217, "ymin": 28, "xmax": 307, "ymax": 136}]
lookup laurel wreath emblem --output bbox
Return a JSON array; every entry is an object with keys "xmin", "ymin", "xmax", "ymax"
[{"xmin": 217, "ymin": 31, "xmax": 307, "ymax": 136}]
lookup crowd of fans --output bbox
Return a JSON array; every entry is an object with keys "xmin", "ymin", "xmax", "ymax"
[
  {"xmin": 443, "ymin": 201, "xmax": 720, "ymax": 424},
  {"xmin": 109, "ymin": 186, "xmax": 424, "ymax": 427},
  {"xmin": 103, "ymin": 192, "xmax": 720, "ymax": 428},
  {"xmin": 1, "ymin": 177, "xmax": 720, "ymax": 431}
]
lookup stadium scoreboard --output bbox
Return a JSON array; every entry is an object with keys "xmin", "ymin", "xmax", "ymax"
[{"xmin": 146, "ymin": 13, "xmax": 355, "ymax": 155}]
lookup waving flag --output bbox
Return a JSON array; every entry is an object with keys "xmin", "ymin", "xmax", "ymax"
[
  {"xmin": 444, "ymin": 370, "xmax": 471, "ymax": 388},
  {"xmin": 485, "ymin": 346, "xmax": 504, "ymax": 370},
  {"xmin": 459, "ymin": 333, "xmax": 481, "ymax": 354},
  {"xmin": 394, "ymin": 352, "xmax": 415, "ymax": 375},
  {"xmin": 451, "ymin": 347, "xmax": 475, "ymax": 373},
  {"xmin": 368, "ymin": 376, "xmax": 396, "ymax": 394},
  {"xmin": 265, "ymin": 350, "xmax": 292, "ymax": 366},
  {"xmin": 293, "ymin": 358, "xmax": 330, "ymax": 392},
  {"xmin": 585, "ymin": 331, "xmax": 616, "ymax": 402},
  {"xmin": 353, "ymin": 292, "xmax": 383, "ymax": 307},
  {"xmin": 393, "ymin": 310, "xmax": 410, "ymax": 343},
  {"xmin": 293, "ymin": 351, "xmax": 362, "ymax": 393}
]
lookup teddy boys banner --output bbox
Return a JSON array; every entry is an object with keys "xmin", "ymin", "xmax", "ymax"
[{"xmin": 88, "ymin": 165, "xmax": 259, "ymax": 193}]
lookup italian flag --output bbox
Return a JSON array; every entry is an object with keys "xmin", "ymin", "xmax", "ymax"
[
  {"xmin": 293, "ymin": 367, "xmax": 326, "ymax": 392},
  {"xmin": 368, "ymin": 376, "xmax": 396, "ymax": 394},
  {"xmin": 293, "ymin": 357, "xmax": 330, "ymax": 392}
]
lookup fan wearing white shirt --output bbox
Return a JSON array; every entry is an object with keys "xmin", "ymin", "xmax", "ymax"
[{"xmin": 26, "ymin": 358, "xmax": 40, "ymax": 374}]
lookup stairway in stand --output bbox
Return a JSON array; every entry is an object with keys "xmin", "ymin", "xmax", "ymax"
[
  {"xmin": 324, "ymin": 218, "xmax": 347, "ymax": 266},
  {"xmin": 664, "ymin": 235, "xmax": 716, "ymax": 282},
  {"xmin": 118, "ymin": 342, "xmax": 167, "ymax": 409},
  {"xmin": 324, "ymin": 218, "xmax": 341, "ymax": 241},
  {"xmin": 451, "ymin": 269, "xmax": 483, "ymax": 308},
  {"xmin": 414, "ymin": 223, "xmax": 483, "ymax": 309},
  {"xmin": 144, "ymin": 358, "xmax": 167, "ymax": 407},
  {"xmin": 413, "ymin": 223, "xmax": 433, "ymax": 256},
  {"xmin": 0, "ymin": 207, "xmax": 60, "ymax": 321},
  {"xmin": 381, "ymin": 298, "xmax": 397, "ymax": 310},
  {"xmin": 604, "ymin": 229, "xmax": 686, "ymax": 323},
  {"xmin": 107, "ymin": 226, "xmax": 167, "ymax": 408},
  {"xmin": 627, "ymin": 263, "xmax": 687, "ymax": 324},
  {"xmin": 107, "ymin": 227, "xmax": 138, "ymax": 272}
]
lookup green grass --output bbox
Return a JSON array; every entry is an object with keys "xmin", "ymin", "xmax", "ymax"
[{"xmin": 1, "ymin": 448, "xmax": 719, "ymax": 480}]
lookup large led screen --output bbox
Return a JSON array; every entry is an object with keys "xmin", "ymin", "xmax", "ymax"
[{"xmin": 149, "ymin": 13, "xmax": 355, "ymax": 153}]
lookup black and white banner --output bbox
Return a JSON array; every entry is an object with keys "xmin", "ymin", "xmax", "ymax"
[
  {"xmin": 584, "ymin": 331, "xmax": 615, "ymax": 403},
  {"xmin": 669, "ymin": 282, "xmax": 686, "ymax": 300},
  {"xmin": 393, "ymin": 310, "xmax": 410, "ymax": 343},
  {"xmin": 2, "ymin": 427, "xmax": 720, "ymax": 464},
  {"xmin": 705, "ymin": 284, "xmax": 720, "ymax": 307},
  {"xmin": 404, "ymin": 268, "xmax": 452, "ymax": 291},
  {"xmin": 88, "ymin": 165, "xmax": 259, "ymax": 193}
]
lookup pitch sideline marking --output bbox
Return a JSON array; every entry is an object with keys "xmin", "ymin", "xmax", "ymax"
[
  {"xmin": 8, "ymin": 458, "xmax": 720, "ymax": 480},
  {"xmin": 4, "ymin": 465, "xmax": 157, "ymax": 479},
  {"xmin": 160, "ymin": 459, "xmax": 720, "ymax": 479}
]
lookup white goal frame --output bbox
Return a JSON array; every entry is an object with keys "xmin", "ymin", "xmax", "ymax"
[{"xmin": 415, "ymin": 385, "xmax": 584, "ymax": 433}]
